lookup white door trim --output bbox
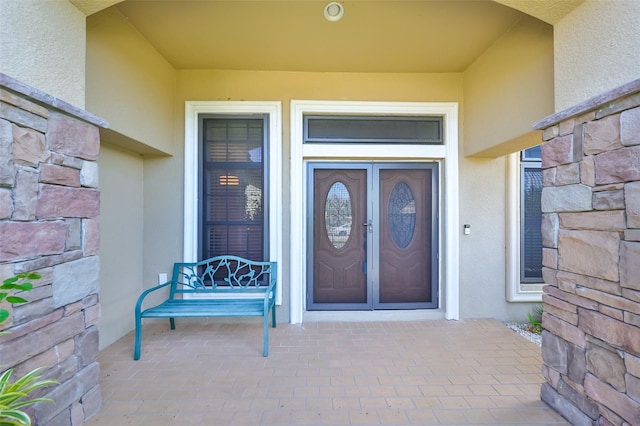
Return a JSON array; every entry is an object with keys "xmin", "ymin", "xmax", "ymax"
[
  {"xmin": 290, "ymin": 100, "xmax": 459, "ymax": 323},
  {"xmin": 184, "ymin": 101, "xmax": 283, "ymax": 303}
]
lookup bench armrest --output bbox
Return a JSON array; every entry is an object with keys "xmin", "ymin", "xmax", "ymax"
[
  {"xmin": 135, "ymin": 281, "xmax": 173, "ymax": 317},
  {"xmin": 263, "ymin": 280, "xmax": 276, "ymax": 312}
]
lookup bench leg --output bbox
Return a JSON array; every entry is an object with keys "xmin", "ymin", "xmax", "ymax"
[
  {"xmin": 263, "ymin": 312, "xmax": 269, "ymax": 357},
  {"xmin": 170, "ymin": 317, "xmax": 175, "ymax": 330},
  {"xmin": 134, "ymin": 315, "xmax": 142, "ymax": 360},
  {"xmin": 272, "ymin": 304, "xmax": 276, "ymax": 328}
]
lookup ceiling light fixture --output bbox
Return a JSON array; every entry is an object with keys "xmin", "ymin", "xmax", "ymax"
[{"xmin": 324, "ymin": 2, "xmax": 344, "ymax": 22}]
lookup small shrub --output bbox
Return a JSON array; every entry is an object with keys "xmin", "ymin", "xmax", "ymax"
[
  {"xmin": 527, "ymin": 304, "xmax": 543, "ymax": 334},
  {"xmin": 0, "ymin": 272, "xmax": 58, "ymax": 426}
]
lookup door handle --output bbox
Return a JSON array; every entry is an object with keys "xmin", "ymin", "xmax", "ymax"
[{"xmin": 362, "ymin": 220, "xmax": 373, "ymax": 233}]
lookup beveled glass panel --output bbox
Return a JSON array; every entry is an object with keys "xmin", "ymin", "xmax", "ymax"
[
  {"xmin": 388, "ymin": 182, "xmax": 416, "ymax": 249},
  {"xmin": 325, "ymin": 182, "xmax": 352, "ymax": 249}
]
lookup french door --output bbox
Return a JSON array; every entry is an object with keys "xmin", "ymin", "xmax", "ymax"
[{"xmin": 307, "ymin": 163, "xmax": 438, "ymax": 310}]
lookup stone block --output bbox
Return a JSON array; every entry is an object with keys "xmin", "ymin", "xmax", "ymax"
[
  {"xmin": 13, "ymin": 168, "xmax": 38, "ymax": 220},
  {"xmin": 541, "ymin": 213, "xmax": 559, "ymax": 248},
  {"xmin": 34, "ymin": 362, "xmax": 100, "ymax": 425},
  {"xmin": 0, "ymin": 188, "xmax": 12, "ymax": 219},
  {"xmin": 0, "ymin": 101, "xmax": 48, "ymax": 132},
  {"xmin": 0, "ymin": 308, "xmax": 63, "ymax": 345},
  {"xmin": 587, "ymin": 343, "xmax": 626, "ymax": 392},
  {"xmin": 541, "ymin": 330, "xmax": 568, "ymax": 374},
  {"xmin": 584, "ymin": 373, "xmax": 640, "ymax": 425},
  {"xmin": 542, "ymin": 184, "xmax": 592, "ymax": 213},
  {"xmin": 625, "ymin": 229, "xmax": 640, "ymax": 241},
  {"xmin": 83, "ymin": 219, "xmax": 100, "ymax": 256},
  {"xmin": 584, "ymin": 115, "xmax": 622, "ymax": 155},
  {"xmin": 13, "ymin": 296, "xmax": 56, "ymax": 324},
  {"xmin": 621, "ymin": 106, "xmax": 640, "ymax": 146},
  {"xmin": 576, "ymin": 286, "xmax": 640, "ymax": 315},
  {"xmin": 599, "ymin": 305, "xmax": 623, "ymax": 321},
  {"xmin": 556, "ymin": 163, "xmax": 581, "ymax": 185},
  {"xmin": 64, "ymin": 301, "xmax": 83, "ymax": 317},
  {"xmin": 558, "ymin": 377, "xmax": 600, "ymax": 420},
  {"xmin": 626, "ymin": 182, "xmax": 640, "ymax": 228},
  {"xmin": 0, "ymin": 88, "xmax": 48, "ymax": 118},
  {"xmin": 543, "ymin": 312, "xmax": 586, "ymax": 348},
  {"xmin": 620, "ymin": 241, "xmax": 640, "ymax": 290},
  {"xmin": 542, "ymin": 248, "xmax": 557, "ymax": 268},
  {"xmin": 559, "ymin": 119, "xmax": 576, "ymax": 136},
  {"xmin": 542, "ymin": 267, "xmax": 558, "ymax": 287},
  {"xmin": 595, "ymin": 145, "xmax": 640, "ymax": 185},
  {"xmin": 80, "ymin": 160, "xmax": 98, "ymax": 188},
  {"xmin": 626, "ymin": 353, "xmax": 640, "ymax": 378},
  {"xmin": 592, "ymin": 190, "xmax": 625, "ymax": 211},
  {"xmin": 83, "ymin": 303, "xmax": 101, "ymax": 327},
  {"xmin": 82, "ymin": 293, "xmax": 99, "ymax": 309},
  {"xmin": 559, "ymin": 211, "xmax": 625, "ymax": 231},
  {"xmin": 542, "ymin": 126, "xmax": 559, "ymax": 141},
  {"xmin": 624, "ymin": 311, "xmax": 640, "ymax": 328},
  {"xmin": 540, "ymin": 382, "xmax": 596, "ymax": 426},
  {"xmin": 12, "ymin": 338, "xmax": 75, "ymax": 378},
  {"xmin": 36, "ymin": 184, "xmax": 100, "ymax": 219},
  {"xmin": 622, "ymin": 288, "xmax": 640, "ymax": 303},
  {"xmin": 626, "ymin": 373, "xmax": 640, "ymax": 403},
  {"xmin": 0, "ymin": 221, "xmax": 67, "ymax": 262},
  {"xmin": 0, "ymin": 311, "xmax": 84, "ymax": 368},
  {"xmin": 543, "ymin": 167, "xmax": 556, "ymax": 186},
  {"xmin": 47, "ymin": 112, "xmax": 99, "ymax": 161},
  {"xmin": 12, "ymin": 124, "xmax": 48, "ymax": 167},
  {"xmin": 50, "ymin": 152, "xmax": 83, "ymax": 169},
  {"xmin": 568, "ymin": 343, "xmax": 587, "ymax": 385},
  {"xmin": 81, "ymin": 384, "xmax": 102, "ymax": 420},
  {"xmin": 558, "ymin": 230, "xmax": 619, "ymax": 281},
  {"xmin": 543, "ymin": 293, "xmax": 576, "ymax": 314},
  {"xmin": 52, "ymin": 256, "xmax": 100, "ymax": 308},
  {"xmin": 46, "ymin": 408, "xmax": 71, "ymax": 426},
  {"xmin": 75, "ymin": 326, "xmax": 99, "ymax": 367},
  {"xmin": 556, "ymin": 270, "xmax": 621, "ymax": 296},
  {"xmin": 40, "ymin": 164, "xmax": 80, "ymax": 187},
  {"xmin": 545, "ymin": 283, "xmax": 600, "ymax": 310},
  {"xmin": 579, "ymin": 308, "xmax": 640, "ymax": 356},
  {"xmin": 65, "ymin": 218, "xmax": 81, "ymax": 251},
  {"xmin": 542, "ymin": 134, "xmax": 574, "ymax": 168},
  {"xmin": 0, "ymin": 119, "xmax": 14, "ymax": 186},
  {"xmin": 580, "ymin": 156, "xmax": 595, "ymax": 187},
  {"xmin": 544, "ymin": 300, "xmax": 578, "ymax": 325},
  {"xmin": 71, "ymin": 402, "xmax": 84, "ymax": 426}
]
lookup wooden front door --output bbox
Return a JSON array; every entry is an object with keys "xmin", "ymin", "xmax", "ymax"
[{"xmin": 307, "ymin": 163, "xmax": 438, "ymax": 310}]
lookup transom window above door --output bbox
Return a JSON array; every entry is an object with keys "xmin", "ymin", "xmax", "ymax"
[{"xmin": 304, "ymin": 116, "xmax": 443, "ymax": 144}]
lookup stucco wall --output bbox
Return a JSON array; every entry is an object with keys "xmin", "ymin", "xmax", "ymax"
[
  {"xmin": 464, "ymin": 15, "xmax": 554, "ymax": 157},
  {"xmin": 554, "ymin": 0, "xmax": 640, "ymax": 111},
  {"xmin": 97, "ymin": 143, "xmax": 144, "ymax": 350},
  {"xmin": 86, "ymin": 7, "xmax": 176, "ymax": 155},
  {"xmin": 0, "ymin": 0, "xmax": 86, "ymax": 108}
]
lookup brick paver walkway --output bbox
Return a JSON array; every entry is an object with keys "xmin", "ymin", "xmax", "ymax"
[{"xmin": 88, "ymin": 318, "xmax": 568, "ymax": 425}]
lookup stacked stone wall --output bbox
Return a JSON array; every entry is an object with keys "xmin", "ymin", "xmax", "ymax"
[
  {"xmin": 534, "ymin": 79, "xmax": 640, "ymax": 425},
  {"xmin": 0, "ymin": 74, "xmax": 106, "ymax": 425}
]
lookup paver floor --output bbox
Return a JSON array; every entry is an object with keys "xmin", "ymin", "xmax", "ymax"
[{"xmin": 88, "ymin": 318, "xmax": 569, "ymax": 425}]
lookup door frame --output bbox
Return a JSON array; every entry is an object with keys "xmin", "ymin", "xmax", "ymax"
[
  {"xmin": 307, "ymin": 162, "xmax": 439, "ymax": 310},
  {"xmin": 290, "ymin": 100, "xmax": 460, "ymax": 323}
]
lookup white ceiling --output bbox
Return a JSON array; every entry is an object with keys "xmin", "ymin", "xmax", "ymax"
[{"xmin": 110, "ymin": 0, "xmax": 539, "ymax": 73}]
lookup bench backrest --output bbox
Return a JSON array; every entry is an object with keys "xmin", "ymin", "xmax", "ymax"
[{"xmin": 169, "ymin": 255, "xmax": 277, "ymax": 298}]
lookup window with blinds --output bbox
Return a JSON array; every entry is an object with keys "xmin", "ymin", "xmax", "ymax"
[
  {"xmin": 200, "ymin": 117, "xmax": 268, "ymax": 261},
  {"xmin": 520, "ymin": 147, "xmax": 542, "ymax": 282}
]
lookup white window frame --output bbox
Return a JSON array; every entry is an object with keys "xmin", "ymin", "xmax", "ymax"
[
  {"xmin": 184, "ymin": 101, "xmax": 283, "ymax": 303},
  {"xmin": 506, "ymin": 153, "xmax": 544, "ymax": 302},
  {"xmin": 290, "ymin": 100, "xmax": 459, "ymax": 323}
]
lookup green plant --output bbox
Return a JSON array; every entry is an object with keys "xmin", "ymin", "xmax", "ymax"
[
  {"xmin": 0, "ymin": 273, "xmax": 39, "ymax": 325},
  {"xmin": 527, "ymin": 304, "xmax": 543, "ymax": 334},
  {"xmin": 0, "ymin": 272, "xmax": 57, "ymax": 426}
]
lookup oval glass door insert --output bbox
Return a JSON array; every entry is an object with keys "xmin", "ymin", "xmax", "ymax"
[
  {"xmin": 388, "ymin": 181, "xmax": 416, "ymax": 248},
  {"xmin": 325, "ymin": 182, "xmax": 352, "ymax": 249}
]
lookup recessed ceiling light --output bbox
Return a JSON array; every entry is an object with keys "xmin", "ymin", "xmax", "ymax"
[{"xmin": 324, "ymin": 2, "xmax": 344, "ymax": 22}]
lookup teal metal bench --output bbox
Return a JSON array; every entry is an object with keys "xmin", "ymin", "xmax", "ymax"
[{"xmin": 134, "ymin": 255, "xmax": 277, "ymax": 360}]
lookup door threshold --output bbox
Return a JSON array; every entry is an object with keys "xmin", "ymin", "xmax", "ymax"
[{"xmin": 303, "ymin": 309, "xmax": 446, "ymax": 322}]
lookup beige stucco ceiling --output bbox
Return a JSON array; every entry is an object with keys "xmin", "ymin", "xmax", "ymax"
[{"xmin": 88, "ymin": 0, "xmax": 581, "ymax": 73}]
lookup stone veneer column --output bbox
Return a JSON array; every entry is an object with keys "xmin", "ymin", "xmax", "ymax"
[
  {"xmin": 534, "ymin": 78, "xmax": 640, "ymax": 426},
  {"xmin": 0, "ymin": 74, "xmax": 107, "ymax": 425}
]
